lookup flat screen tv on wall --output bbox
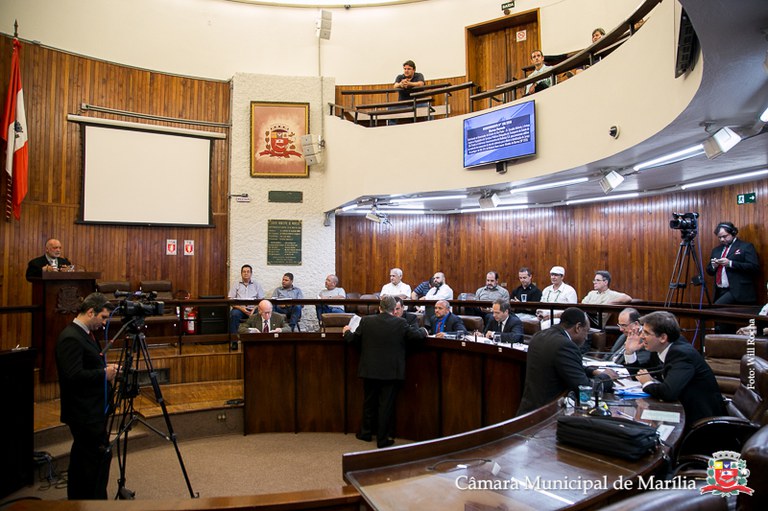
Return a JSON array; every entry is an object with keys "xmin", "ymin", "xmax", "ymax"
[{"xmin": 463, "ymin": 99, "xmax": 536, "ymax": 168}]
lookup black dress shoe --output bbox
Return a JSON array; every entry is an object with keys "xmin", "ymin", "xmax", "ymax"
[
  {"xmin": 355, "ymin": 432, "xmax": 372, "ymax": 442},
  {"xmin": 377, "ymin": 438, "xmax": 395, "ymax": 448}
]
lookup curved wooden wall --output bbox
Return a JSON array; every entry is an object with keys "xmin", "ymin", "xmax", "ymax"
[
  {"xmin": 335, "ymin": 182, "xmax": 768, "ymax": 303},
  {"xmin": 0, "ymin": 36, "xmax": 231, "ymax": 352}
]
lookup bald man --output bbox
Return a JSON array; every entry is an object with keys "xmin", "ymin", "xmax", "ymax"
[
  {"xmin": 239, "ymin": 300, "xmax": 287, "ymax": 334},
  {"xmin": 26, "ymin": 238, "xmax": 73, "ymax": 280}
]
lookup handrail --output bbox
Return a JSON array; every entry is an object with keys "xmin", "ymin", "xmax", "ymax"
[
  {"xmin": 409, "ymin": 81, "xmax": 475, "ymax": 99},
  {"xmin": 340, "ymin": 82, "xmax": 452, "ymax": 96}
]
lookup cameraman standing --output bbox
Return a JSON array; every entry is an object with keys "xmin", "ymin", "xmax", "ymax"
[
  {"xmin": 56, "ymin": 292, "xmax": 119, "ymax": 500},
  {"xmin": 706, "ymin": 221, "xmax": 760, "ymax": 305}
]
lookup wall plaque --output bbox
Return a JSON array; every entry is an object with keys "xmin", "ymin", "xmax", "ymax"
[{"xmin": 267, "ymin": 219, "xmax": 302, "ymax": 266}]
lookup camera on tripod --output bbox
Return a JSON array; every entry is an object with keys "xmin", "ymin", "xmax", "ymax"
[
  {"xmin": 113, "ymin": 290, "xmax": 165, "ymax": 317},
  {"xmin": 669, "ymin": 212, "xmax": 698, "ymax": 231}
]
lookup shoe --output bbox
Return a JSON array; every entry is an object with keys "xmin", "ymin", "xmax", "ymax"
[
  {"xmin": 355, "ymin": 432, "xmax": 372, "ymax": 442},
  {"xmin": 377, "ymin": 438, "xmax": 395, "ymax": 448},
  {"xmin": 230, "ymin": 341, "xmax": 238, "ymax": 350}
]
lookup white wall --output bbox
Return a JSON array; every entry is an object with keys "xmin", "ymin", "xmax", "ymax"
[{"xmin": 3, "ymin": 0, "xmax": 642, "ymax": 82}]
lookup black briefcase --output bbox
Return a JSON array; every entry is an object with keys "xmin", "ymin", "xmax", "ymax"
[{"xmin": 556, "ymin": 415, "xmax": 660, "ymax": 461}]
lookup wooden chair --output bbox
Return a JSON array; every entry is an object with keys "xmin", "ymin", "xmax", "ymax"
[
  {"xmin": 321, "ymin": 313, "xmax": 354, "ymax": 333},
  {"xmin": 139, "ymin": 280, "xmax": 174, "ymax": 300},
  {"xmin": 96, "ymin": 280, "xmax": 131, "ymax": 298},
  {"xmin": 356, "ymin": 293, "xmax": 380, "ymax": 316},
  {"xmin": 458, "ymin": 315, "xmax": 484, "ymax": 332}
]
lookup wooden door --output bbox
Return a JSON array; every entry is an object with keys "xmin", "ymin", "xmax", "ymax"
[{"xmin": 466, "ymin": 9, "xmax": 541, "ymax": 94}]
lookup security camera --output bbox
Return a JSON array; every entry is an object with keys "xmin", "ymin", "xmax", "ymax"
[{"xmin": 609, "ymin": 125, "xmax": 620, "ymax": 139}]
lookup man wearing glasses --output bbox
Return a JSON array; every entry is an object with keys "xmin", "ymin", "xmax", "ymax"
[
  {"xmin": 582, "ymin": 270, "xmax": 633, "ymax": 327},
  {"xmin": 607, "ymin": 307, "xmax": 652, "ymax": 367}
]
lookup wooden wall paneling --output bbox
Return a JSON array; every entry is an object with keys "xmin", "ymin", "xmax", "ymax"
[
  {"xmin": 296, "ymin": 341, "xmax": 345, "ymax": 432},
  {"xmin": 440, "ymin": 351, "xmax": 483, "ymax": 436},
  {"xmin": 335, "ymin": 179, "xmax": 768, "ymax": 307},
  {"xmin": 0, "ymin": 35, "xmax": 231, "ymax": 353}
]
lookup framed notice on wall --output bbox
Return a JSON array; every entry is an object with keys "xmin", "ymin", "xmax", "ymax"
[
  {"xmin": 250, "ymin": 101, "xmax": 309, "ymax": 178},
  {"xmin": 267, "ymin": 219, "xmax": 302, "ymax": 265}
]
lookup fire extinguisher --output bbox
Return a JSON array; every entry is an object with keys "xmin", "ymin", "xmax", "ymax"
[{"xmin": 183, "ymin": 307, "xmax": 197, "ymax": 335}]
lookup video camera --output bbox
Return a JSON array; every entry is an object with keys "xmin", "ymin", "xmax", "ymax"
[
  {"xmin": 114, "ymin": 290, "xmax": 165, "ymax": 317},
  {"xmin": 669, "ymin": 212, "xmax": 698, "ymax": 231}
]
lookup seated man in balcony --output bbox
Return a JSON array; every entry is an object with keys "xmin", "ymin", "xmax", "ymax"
[
  {"xmin": 228, "ymin": 264, "xmax": 265, "ymax": 334},
  {"xmin": 272, "ymin": 272, "xmax": 303, "ymax": 331},
  {"xmin": 466, "ymin": 270, "xmax": 510, "ymax": 321},
  {"xmin": 524, "ymin": 49, "xmax": 552, "ymax": 95},
  {"xmin": 422, "ymin": 272, "xmax": 454, "ymax": 301},
  {"xmin": 380, "ymin": 267, "xmax": 412, "ymax": 299},
  {"xmin": 425, "ymin": 300, "xmax": 466, "ymax": 338},
  {"xmin": 536, "ymin": 266, "xmax": 578, "ymax": 328},
  {"xmin": 512, "ymin": 267, "xmax": 543, "ymax": 320},
  {"xmin": 410, "ymin": 276, "xmax": 434, "ymax": 300},
  {"xmin": 316, "ymin": 274, "xmax": 346, "ymax": 321},
  {"xmin": 393, "ymin": 59, "xmax": 425, "ymax": 101}
]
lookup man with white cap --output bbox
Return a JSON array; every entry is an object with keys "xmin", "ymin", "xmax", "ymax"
[{"xmin": 536, "ymin": 265, "xmax": 578, "ymax": 329}]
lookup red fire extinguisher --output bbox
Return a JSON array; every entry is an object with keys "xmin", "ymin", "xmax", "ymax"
[{"xmin": 183, "ymin": 307, "xmax": 197, "ymax": 335}]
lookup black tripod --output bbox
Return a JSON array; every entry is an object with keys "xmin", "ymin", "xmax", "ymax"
[
  {"xmin": 106, "ymin": 316, "xmax": 197, "ymax": 499},
  {"xmin": 665, "ymin": 229, "xmax": 712, "ymax": 307}
]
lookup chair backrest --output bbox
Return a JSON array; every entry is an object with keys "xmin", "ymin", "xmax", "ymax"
[
  {"xmin": 728, "ymin": 356, "xmax": 768, "ymax": 425},
  {"xmin": 320, "ymin": 313, "xmax": 353, "ymax": 332},
  {"xmin": 458, "ymin": 315, "xmax": 484, "ymax": 332},
  {"xmin": 739, "ymin": 424, "xmax": 768, "ymax": 511},
  {"xmin": 139, "ymin": 280, "xmax": 173, "ymax": 300},
  {"xmin": 705, "ymin": 334, "xmax": 768, "ymax": 395},
  {"xmin": 345, "ymin": 292, "xmax": 361, "ymax": 313},
  {"xmin": 457, "ymin": 292, "xmax": 476, "ymax": 301},
  {"xmin": 357, "ymin": 294, "xmax": 380, "ymax": 315},
  {"xmin": 96, "ymin": 280, "xmax": 131, "ymax": 298}
]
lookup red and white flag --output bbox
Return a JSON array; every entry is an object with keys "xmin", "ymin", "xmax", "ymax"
[{"xmin": 2, "ymin": 38, "xmax": 29, "ymax": 220}]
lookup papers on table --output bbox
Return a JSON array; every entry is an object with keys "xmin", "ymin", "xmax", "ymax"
[{"xmin": 641, "ymin": 409, "xmax": 681, "ymax": 423}]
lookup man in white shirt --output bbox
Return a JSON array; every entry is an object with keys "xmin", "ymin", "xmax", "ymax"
[
  {"xmin": 380, "ymin": 268, "xmax": 412, "ymax": 299},
  {"xmin": 536, "ymin": 266, "xmax": 577, "ymax": 328},
  {"xmin": 316, "ymin": 274, "xmax": 347, "ymax": 320},
  {"xmin": 228, "ymin": 264, "xmax": 265, "ymax": 333},
  {"xmin": 524, "ymin": 49, "xmax": 553, "ymax": 95},
  {"xmin": 423, "ymin": 272, "xmax": 454, "ymax": 301}
]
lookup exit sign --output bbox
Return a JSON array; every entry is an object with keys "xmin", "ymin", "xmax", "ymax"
[
  {"xmin": 737, "ymin": 192, "xmax": 756, "ymax": 204},
  {"xmin": 502, "ymin": 1, "xmax": 515, "ymax": 10}
]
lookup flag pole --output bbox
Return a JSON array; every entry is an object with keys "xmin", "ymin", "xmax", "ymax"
[{"xmin": 4, "ymin": 21, "xmax": 18, "ymax": 221}]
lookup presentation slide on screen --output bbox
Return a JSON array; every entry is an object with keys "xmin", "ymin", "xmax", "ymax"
[{"xmin": 463, "ymin": 101, "xmax": 535, "ymax": 168}]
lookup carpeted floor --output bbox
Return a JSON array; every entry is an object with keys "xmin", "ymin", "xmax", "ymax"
[{"xmin": 5, "ymin": 432, "xmax": 402, "ymax": 503}]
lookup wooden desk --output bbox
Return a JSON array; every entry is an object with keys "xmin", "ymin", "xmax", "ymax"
[
  {"xmin": 343, "ymin": 399, "xmax": 685, "ymax": 510},
  {"xmin": 241, "ymin": 332, "xmax": 527, "ymax": 440}
]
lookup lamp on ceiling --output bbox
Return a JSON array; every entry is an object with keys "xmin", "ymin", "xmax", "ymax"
[
  {"xmin": 478, "ymin": 192, "xmax": 501, "ymax": 209},
  {"xmin": 599, "ymin": 170, "xmax": 625, "ymax": 193},
  {"xmin": 702, "ymin": 127, "xmax": 741, "ymax": 159}
]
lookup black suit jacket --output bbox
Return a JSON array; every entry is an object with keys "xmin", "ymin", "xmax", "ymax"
[
  {"xmin": 635, "ymin": 340, "xmax": 725, "ymax": 425},
  {"xmin": 56, "ymin": 323, "xmax": 111, "ymax": 425},
  {"xmin": 344, "ymin": 312, "xmax": 426, "ymax": 380},
  {"xmin": 608, "ymin": 334, "xmax": 653, "ymax": 368},
  {"xmin": 239, "ymin": 311, "xmax": 287, "ymax": 333},
  {"xmin": 426, "ymin": 313, "xmax": 467, "ymax": 336},
  {"xmin": 484, "ymin": 314, "xmax": 524, "ymax": 344},
  {"xmin": 706, "ymin": 238, "xmax": 760, "ymax": 303},
  {"xmin": 26, "ymin": 254, "xmax": 72, "ymax": 281},
  {"xmin": 517, "ymin": 326, "xmax": 591, "ymax": 415}
]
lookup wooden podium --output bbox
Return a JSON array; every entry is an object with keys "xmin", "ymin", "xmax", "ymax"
[{"xmin": 30, "ymin": 271, "xmax": 100, "ymax": 381}]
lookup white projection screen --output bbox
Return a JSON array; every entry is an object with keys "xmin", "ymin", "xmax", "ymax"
[{"xmin": 81, "ymin": 124, "xmax": 213, "ymax": 226}]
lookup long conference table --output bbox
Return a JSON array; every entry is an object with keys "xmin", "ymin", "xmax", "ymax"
[{"xmin": 242, "ymin": 332, "xmax": 686, "ymax": 510}]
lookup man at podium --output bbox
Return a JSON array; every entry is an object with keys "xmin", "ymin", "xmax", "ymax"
[{"xmin": 25, "ymin": 238, "xmax": 73, "ymax": 280}]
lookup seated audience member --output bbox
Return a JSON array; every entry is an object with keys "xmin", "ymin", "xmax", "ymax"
[
  {"xmin": 272, "ymin": 272, "xmax": 304, "ymax": 331},
  {"xmin": 426, "ymin": 300, "xmax": 466, "ymax": 338},
  {"xmin": 393, "ymin": 59, "xmax": 425, "ymax": 101},
  {"xmin": 484, "ymin": 299, "xmax": 524, "ymax": 344},
  {"xmin": 422, "ymin": 272, "xmax": 454, "ymax": 301},
  {"xmin": 625, "ymin": 311, "xmax": 726, "ymax": 426},
  {"xmin": 466, "ymin": 271, "xmax": 509, "ymax": 320},
  {"xmin": 26, "ymin": 238, "xmax": 73, "ymax": 280},
  {"xmin": 607, "ymin": 307, "xmax": 652, "ymax": 367},
  {"xmin": 316, "ymin": 274, "xmax": 346, "ymax": 320},
  {"xmin": 536, "ymin": 266, "xmax": 578, "ymax": 328},
  {"xmin": 591, "ymin": 27, "xmax": 605, "ymax": 43},
  {"xmin": 228, "ymin": 264, "xmax": 265, "ymax": 334},
  {"xmin": 393, "ymin": 296, "xmax": 419, "ymax": 328},
  {"xmin": 582, "ymin": 270, "xmax": 632, "ymax": 327},
  {"xmin": 239, "ymin": 300, "xmax": 286, "ymax": 334},
  {"xmin": 517, "ymin": 307, "xmax": 615, "ymax": 415},
  {"xmin": 411, "ymin": 277, "xmax": 434, "ymax": 300},
  {"xmin": 380, "ymin": 267, "xmax": 412, "ymax": 299},
  {"xmin": 524, "ymin": 49, "xmax": 553, "ymax": 95},
  {"xmin": 736, "ymin": 280, "xmax": 768, "ymax": 335},
  {"xmin": 512, "ymin": 267, "xmax": 543, "ymax": 320}
]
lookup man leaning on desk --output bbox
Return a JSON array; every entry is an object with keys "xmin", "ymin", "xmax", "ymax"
[{"xmin": 26, "ymin": 238, "xmax": 73, "ymax": 280}]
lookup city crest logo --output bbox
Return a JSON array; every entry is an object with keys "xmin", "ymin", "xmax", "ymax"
[
  {"xmin": 259, "ymin": 124, "xmax": 302, "ymax": 159},
  {"xmin": 700, "ymin": 450, "xmax": 754, "ymax": 497}
]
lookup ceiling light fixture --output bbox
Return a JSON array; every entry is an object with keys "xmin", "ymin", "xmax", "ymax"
[
  {"xmin": 702, "ymin": 127, "xmax": 742, "ymax": 159},
  {"xmin": 632, "ymin": 144, "xmax": 704, "ymax": 171},
  {"xmin": 566, "ymin": 192, "xmax": 640, "ymax": 206},
  {"xmin": 599, "ymin": 170, "xmax": 625, "ymax": 193},
  {"xmin": 680, "ymin": 169, "xmax": 768, "ymax": 190},
  {"xmin": 461, "ymin": 204, "xmax": 529, "ymax": 214},
  {"xmin": 760, "ymin": 105, "xmax": 768, "ymax": 123},
  {"xmin": 509, "ymin": 177, "xmax": 588, "ymax": 194},
  {"xmin": 390, "ymin": 194, "xmax": 467, "ymax": 204}
]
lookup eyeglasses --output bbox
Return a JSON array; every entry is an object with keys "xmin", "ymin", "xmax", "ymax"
[
  {"xmin": 593, "ymin": 279, "xmax": 605, "ymax": 282},
  {"xmin": 617, "ymin": 323, "xmax": 630, "ymax": 328}
]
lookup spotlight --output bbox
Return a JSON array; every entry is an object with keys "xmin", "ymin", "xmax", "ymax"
[
  {"xmin": 703, "ymin": 127, "xmax": 741, "ymax": 159},
  {"xmin": 599, "ymin": 171, "xmax": 625, "ymax": 193},
  {"xmin": 478, "ymin": 193, "xmax": 501, "ymax": 209}
]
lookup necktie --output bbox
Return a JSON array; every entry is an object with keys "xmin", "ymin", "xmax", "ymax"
[
  {"xmin": 498, "ymin": 320, "xmax": 505, "ymax": 333},
  {"xmin": 262, "ymin": 320, "xmax": 269, "ymax": 333},
  {"xmin": 716, "ymin": 244, "xmax": 729, "ymax": 286},
  {"xmin": 612, "ymin": 345, "xmax": 625, "ymax": 363}
]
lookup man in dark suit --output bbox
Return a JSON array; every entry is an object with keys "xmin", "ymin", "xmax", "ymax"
[
  {"xmin": 393, "ymin": 296, "xmax": 420, "ymax": 328},
  {"xmin": 607, "ymin": 307, "xmax": 652, "ymax": 368},
  {"xmin": 517, "ymin": 307, "xmax": 614, "ymax": 415},
  {"xmin": 343, "ymin": 295, "xmax": 427, "ymax": 448},
  {"xmin": 706, "ymin": 222, "xmax": 760, "ymax": 305},
  {"xmin": 425, "ymin": 300, "xmax": 467, "ymax": 338},
  {"xmin": 26, "ymin": 238, "xmax": 73, "ymax": 280},
  {"xmin": 484, "ymin": 299, "xmax": 524, "ymax": 344},
  {"xmin": 238, "ymin": 300, "xmax": 287, "ymax": 334},
  {"xmin": 56, "ymin": 292, "xmax": 119, "ymax": 500},
  {"xmin": 627, "ymin": 311, "xmax": 725, "ymax": 426}
]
